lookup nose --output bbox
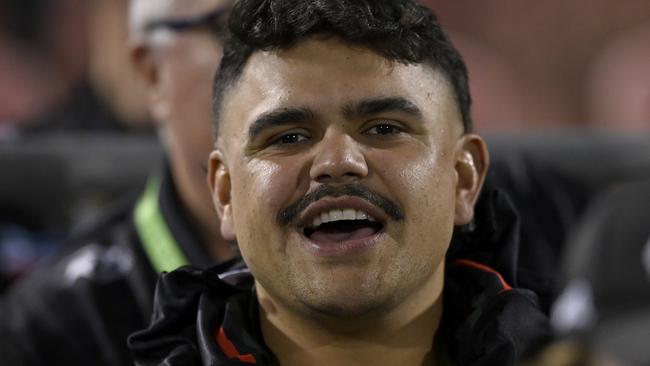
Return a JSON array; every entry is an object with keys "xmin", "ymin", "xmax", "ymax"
[{"xmin": 310, "ymin": 130, "xmax": 369, "ymax": 183}]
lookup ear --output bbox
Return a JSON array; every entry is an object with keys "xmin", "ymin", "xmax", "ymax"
[
  {"xmin": 208, "ymin": 149, "xmax": 236, "ymax": 241},
  {"xmin": 130, "ymin": 42, "xmax": 169, "ymax": 124},
  {"xmin": 453, "ymin": 134, "xmax": 489, "ymax": 225}
]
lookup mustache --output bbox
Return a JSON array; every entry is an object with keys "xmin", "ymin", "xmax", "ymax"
[{"xmin": 277, "ymin": 184, "xmax": 405, "ymax": 226}]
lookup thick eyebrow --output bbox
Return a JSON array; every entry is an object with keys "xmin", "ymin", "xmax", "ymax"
[
  {"xmin": 342, "ymin": 96, "xmax": 423, "ymax": 121},
  {"xmin": 248, "ymin": 107, "xmax": 316, "ymax": 141}
]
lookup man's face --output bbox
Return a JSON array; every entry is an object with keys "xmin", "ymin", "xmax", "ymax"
[
  {"xmin": 156, "ymin": 31, "xmax": 221, "ymax": 159},
  {"xmin": 211, "ymin": 38, "xmax": 485, "ymax": 317},
  {"xmin": 137, "ymin": 0, "xmax": 229, "ymax": 189}
]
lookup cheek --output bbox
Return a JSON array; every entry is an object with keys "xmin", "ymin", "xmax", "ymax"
[
  {"xmin": 167, "ymin": 43, "xmax": 221, "ymax": 108},
  {"xmin": 231, "ymin": 159, "xmax": 300, "ymax": 244},
  {"xmin": 381, "ymin": 143, "xmax": 455, "ymax": 202},
  {"xmin": 376, "ymin": 143, "xmax": 457, "ymax": 238},
  {"xmin": 165, "ymin": 55, "xmax": 217, "ymax": 149},
  {"xmin": 169, "ymin": 64, "xmax": 213, "ymax": 107},
  {"xmin": 163, "ymin": 68, "xmax": 214, "ymax": 164}
]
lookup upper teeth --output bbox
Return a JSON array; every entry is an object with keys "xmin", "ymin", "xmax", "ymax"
[{"xmin": 311, "ymin": 208, "xmax": 375, "ymax": 227}]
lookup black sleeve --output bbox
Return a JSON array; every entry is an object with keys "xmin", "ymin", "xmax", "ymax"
[{"xmin": 0, "ymin": 240, "xmax": 155, "ymax": 366}]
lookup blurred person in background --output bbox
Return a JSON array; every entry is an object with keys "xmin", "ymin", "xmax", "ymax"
[
  {"xmin": 0, "ymin": 0, "xmax": 87, "ymax": 134},
  {"xmin": 1, "ymin": 0, "xmax": 152, "ymax": 285},
  {"xmin": 0, "ymin": 0, "xmax": 237, "ymax": 365},
  {"xmin": 586, "ymin": 22, "xmax": 650, "ymax": 131},
  {"xmin": 422, "ymin": 0, "xmax": 650, "ymax": 132},
  {"xmin": 17, "ymin": 0, "xmax": 151, "ymax": 134},
  {"xmin": 0, "ymin": 0, "xmax": 88, "ymax": 294},
  {"xmin": 522, "ymin": 179, "xmax": 650, "ymax": 365},
  {"xmin": 0, "ymin": 0, "xmax": 152, "ymax": 138}
]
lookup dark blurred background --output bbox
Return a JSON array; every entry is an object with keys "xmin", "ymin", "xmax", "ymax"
[
  {"xmin": 428, "ymin": 0, "xmax": 650, "ymax": 131},
  {"xmin": 0, "ymin": 0, "xmax": 159, "ymax": 290},
  {"xmin": 4, "ymin": 0, "xmax": 649, "ymax": 134}
]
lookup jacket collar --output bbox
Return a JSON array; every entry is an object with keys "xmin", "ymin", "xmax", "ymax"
[{"xmin": 134, "ymin": 162, "xmax": 215, "ymax": 272}]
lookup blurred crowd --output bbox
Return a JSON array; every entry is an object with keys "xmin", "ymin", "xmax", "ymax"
[
  {"xmin": 428, "ymin": 0, "xmax": 650, "ymax": 131},
  {"xmin": 0, "ymin": 0, "xmax": 155, "ymax": 290},
  {"xmin": 0, "ymin": 0, "xmax": 150, "ymax": 136},
  {"xmin": 1, "ymin": 0, "xmax": 649, "ymax": 364},
  {"xmin": 1, "ymin": 0, "xmax": 649, "ymax": 134}
]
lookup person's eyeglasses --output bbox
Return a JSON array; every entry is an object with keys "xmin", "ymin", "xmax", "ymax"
[{"xmin": 144, "ymin": 7, "xmax": 230, "ymax": 38}]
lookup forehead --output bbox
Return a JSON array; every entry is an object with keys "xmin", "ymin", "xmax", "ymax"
[
  {"xmin": 164, "ymin": 0, "xmax": 228, "ymax": 18},
  {"xmin": 219, "ymin": 38, "xmax": 460, "ymax": 140},
  {"xmin": 130, "ymin": 0, "xmax": 228, "ymax": 29}
]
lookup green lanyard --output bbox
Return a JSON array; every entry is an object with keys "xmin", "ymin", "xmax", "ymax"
[{"xmin": 134, "ymin": 176, "xmax": 189, "ymax": 273}]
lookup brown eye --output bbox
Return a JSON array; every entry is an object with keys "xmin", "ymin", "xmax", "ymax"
[
  {"xmin": 365, "ymin": 124, "xmax": 404, "ymax": 135},
  {"xmin": 273, "ymin": 133, "xmax": 309, "ymax": 145}
]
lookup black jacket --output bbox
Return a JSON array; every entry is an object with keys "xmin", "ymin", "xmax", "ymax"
[
  {"xmin": 129, "ymin": 189, "xmax": 550, "ymax": 366},
  {"xmin": 0, "ymin": 165, "xmax": 224, "ymax": 366}
]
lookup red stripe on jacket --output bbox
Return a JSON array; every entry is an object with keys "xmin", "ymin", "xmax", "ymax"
[
  {"xmin": 215, "ymin": 326, "xmax": 257, "ymax": 364},
  {"xmin": 451, "ymin": 258, "xmax": 513, "ymax": 293}
]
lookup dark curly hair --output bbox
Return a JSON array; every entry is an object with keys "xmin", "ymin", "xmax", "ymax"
[{"xmin": 213, "ymin": 0, "xmax": 472, "ymax": 134}]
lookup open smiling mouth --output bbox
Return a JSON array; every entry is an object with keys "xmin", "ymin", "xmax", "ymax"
[{"xmin": 302, "ymin": 209, "xmax": 384, "ymax": 245}]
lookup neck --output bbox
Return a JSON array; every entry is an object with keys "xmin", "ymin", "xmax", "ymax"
[
  {"xmin": 259, "ymin": 264, "xmax": 446, "ymax": 366},
  {"xmin": 169, "ymin": 152, "xmax": 236, "ymax": 263}
]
